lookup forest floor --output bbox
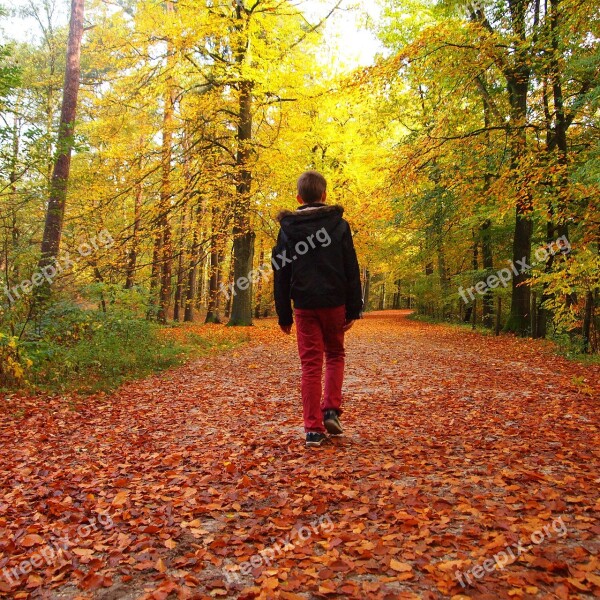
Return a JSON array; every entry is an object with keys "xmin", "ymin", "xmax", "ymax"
[{"xmin": 1, "ymin": 310, "xmax": 599, "ymax": 600}]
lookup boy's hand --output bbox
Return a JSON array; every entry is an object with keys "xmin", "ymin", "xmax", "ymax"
[
  {"xmin": 280, "ymin": 324, "xmax": 293, "ymax": 335},
  {"xmin": 343, "ymin": 320, "xmax": 355, "ymax": 332}
]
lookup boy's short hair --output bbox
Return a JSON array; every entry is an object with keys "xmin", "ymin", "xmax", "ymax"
[{"xmin": 297, "ymin": 170, "xmax": 327, "ymax": 204}]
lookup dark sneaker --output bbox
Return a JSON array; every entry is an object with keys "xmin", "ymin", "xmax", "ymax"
[
  {"xmin": 324, "ymin": 410, "xmax": 343, "ymax": 435},
  {"xmin": 306, "ymin": 432, "xmax": 328, "ymax": 447}
]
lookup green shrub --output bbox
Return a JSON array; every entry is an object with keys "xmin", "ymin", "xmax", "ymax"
[{"xmin": 1, "ymin": 301, "xmax": 241, "ymax": 393}]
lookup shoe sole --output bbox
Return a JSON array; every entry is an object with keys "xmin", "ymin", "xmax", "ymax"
[
  {"xmin": 324, "ymin": 419, "xmax": 343, "ymax": 435},
  {"xmin": 306, "ymin": 435, "xmax": 329, "ymax": 447}
]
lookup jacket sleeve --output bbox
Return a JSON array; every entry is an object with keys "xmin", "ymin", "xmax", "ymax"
[
  {"xmin": 272, "ymin": 229, "xmax": 293, "ymax": 326},
  {"xmin": 342, "ymin": 222, "xmax": 363, "ymax": 321}
]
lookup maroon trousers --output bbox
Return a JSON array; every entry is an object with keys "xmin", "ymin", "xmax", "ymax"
[{"xmin": 294, "ymin": 305, "xmax": 346, "ymax": 432}]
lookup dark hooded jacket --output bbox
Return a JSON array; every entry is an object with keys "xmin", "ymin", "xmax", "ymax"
[{"xmin": 272, "ymin": 203, "xmax": 363, "ymax": 326}]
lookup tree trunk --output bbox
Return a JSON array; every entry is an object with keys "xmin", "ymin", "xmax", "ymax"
[
  {"xmin": 582, "ymin": 291, "xmax": 594, "ymax": 353},
  {"xmin": 173, "ymin": 208, "xmax": 189, "ymax": 322},
  {"xmin": 157, "ymin": 7, "xmax": 175, "ymax": 324},
  {"xmin": 505, "ymin": 70, "xmax": 532, "ymax": 335},
  {"xmin": 434, "ymin": 197, "xmax": 449, "ymax": 318},
  {"xmin": 147, "ymin": 230, "xmax": 161, "ymax": 320},
  {"xmin": 228, "ymin": 78, "xmax": 255, "ymax": 326},
  {"xmin": 480, "ymin": 0, "xmax": 533, "ymax": 336},
  {"xmin": 378, "ymin": 282, "xmax": 385, "ymax": 310},
  {"xmin": 184, "ymin": 205, "xmax": 202, "ymax": 322},
  {"xmin": 254, "ymin": 245, "xmax": 264, "ymax": 319},
  {"xmin": 6, "ymin": 103, "xmax": 22, "ymax": 286},
  {"xmin": 393, "ymin": 279, "xmax": 401, "ymax": 309},
  {"xmin": 183, "ymin": 244, "xmax": 198, "ymax": 322},
  {"xmin": 206, "ymin": 207, "xmax": 224, "ymax": 324},
  {"xmin": 480, "ymin": 219, "xmax": 494, "ymax": 327},
  {"xmin": 470, "ymin": 230, "xmax": 479, "ymax": 325},
  {"xmin": 38, "ymin": 0, "xmax": 84, "ymax": 275},
  {"xmin": 363, "ymin": 267, "xmax": 370, "ymax": 311},
  {"xmin": 125, "ymin": 155, "xmax": 143, "ymax": 289},
  {"xmin": 480, "ymin": 82, "xmax": 494, "ymax": 328}
]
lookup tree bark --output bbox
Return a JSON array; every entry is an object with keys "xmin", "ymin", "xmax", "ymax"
[
  {"xmin": 38, "ymin": 0, "xmax": 84, "ymax": 273},
  {"xmin": 173, "ymin": 208, "xmax": 189, "ymax": 322},
  {"xmin": 228, "ymin": 77, "xmax": 255, "ymax": 326},
  {"xmin": 480, "ymin": 219, "xmax": 494, "ymax": 327},
  {"xmin": 472, "ymin": 0, "xmax": 533, "ymax": 335},
  {"xmin": 125, "ymin": 155, "xmax": 143, "ymax": 289},
  {"xmin": 254, "ymin": 246, "xmax": 265, "ymax": 319},
  {"xmin": 505, "ymin": 66, "xmax": 532, "ymax": 335},
  {"xmin": 206, "ymin": 207, "xmax": 223, "ymax": 324},
  {"xmin": 363, "ymin": 267, "xmax": 370, "ymax": 311},
  {"xmin": 157, "ymin": 4, "xmax": 175, "ymax": 324},
  {"xmin": 582, "ymin": 291, "xmax": 595, "ymax": 353},
  {"xmin": 147, "ymin": 229, "xmax": 161, "ymax": 320}
]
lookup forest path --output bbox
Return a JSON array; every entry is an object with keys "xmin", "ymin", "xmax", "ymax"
[{"xmin": 1, "ymin": 311, "xmax": 599, "ymax": 599}]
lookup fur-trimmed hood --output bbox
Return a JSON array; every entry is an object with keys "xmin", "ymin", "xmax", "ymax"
[
  {"xmin": 276, "ymin": 203, "xmax": 345, "ymax": 243},
  {"xmin": 276, "ymin": 203, "xmax": 344, "ymax": 223},
  {"xmin": 277, "ymin": 203, "xmax": 344, "ymax": 223}
]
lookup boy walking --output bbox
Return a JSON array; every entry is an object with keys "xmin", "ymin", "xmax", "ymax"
[{"xmin": 272, "ymin": 170, "xmax": 362, "ymax": 447}]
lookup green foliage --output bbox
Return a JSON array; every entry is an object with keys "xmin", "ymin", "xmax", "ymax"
[
  {"xmin": 1, "ymin": 301, "xmax": 242, "ymax": 393},
  {"xmin": 0, "ymin": 331, "xmax": 32, "ymax": 385},
  {"xmin": 0, "ymin": 44, "xmax": 20, "ymax": 103}
]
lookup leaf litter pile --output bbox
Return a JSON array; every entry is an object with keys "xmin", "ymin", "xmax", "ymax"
[{"xmin": 1, "ymin": 311, "xmax": 599, "ymax": 600}]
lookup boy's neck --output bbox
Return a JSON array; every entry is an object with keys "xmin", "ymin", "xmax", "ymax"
[{"xmin": 298, "ymin": 202, "xmax": 326, "ymax": 210}]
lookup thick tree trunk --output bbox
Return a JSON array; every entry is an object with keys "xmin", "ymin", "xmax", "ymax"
[
  {"xmin": 505, "ymin": 73, "xmax": 532, "ymax": 335},
  {"xmin": 475, "ymin": 0, "xmax": 533, "ymax": 336},
  {"xmin": 582, "ymin": 291, "xmax": 595, "ymax": 353},
  {"xmin": 507, "ymin": 209, "xmax": 533, "ymax": 335},
  {"xmin": 228, "ymin": 78, "xmax": 254, "ymax": 326},
  {"xmin": 38, "ymin": 0, "xmax": 84, "ymax": 272}
]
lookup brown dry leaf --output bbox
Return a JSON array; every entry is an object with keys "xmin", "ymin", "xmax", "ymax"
[
  {"xmin": 390, "ymin": 559, "xmax": 413, "ymax": 573},
  {"xmin": 72, "ymin": 548, "xmax": 94, "ymax": 558},
  {"xmin": 112, "ymin": 491, "xmax": 129, "ymax": 506},
  {"xmin": 20, "ymin": 534, "xmax": 44, "ymax": 547},
  {"xmin": 25, "ymin": 574, "xmax": 43, "ymax": 588},
  {"xmin": 155, "ymin": 558, "xmax": 167, "ymax": 573}
]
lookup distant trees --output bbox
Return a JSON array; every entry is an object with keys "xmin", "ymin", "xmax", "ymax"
[{"xmin": 372, "ymin": 0, "xmax": 599, "ymax": 351}]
